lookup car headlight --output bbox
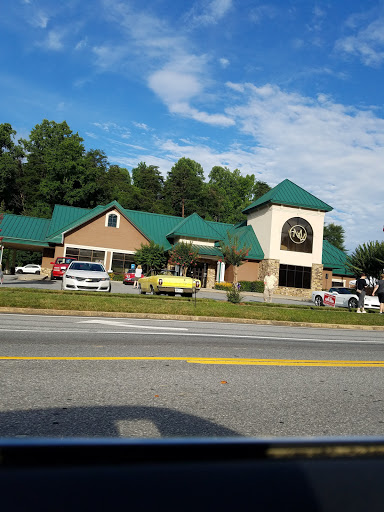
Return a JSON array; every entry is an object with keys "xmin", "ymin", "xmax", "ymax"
[
  {"xmin": 100, "ymin": 277, "xmax": 110, "ymax": 281},
  {"xmin": 66, "ymin": 274, "xmax": 75, "ymax": 279}
]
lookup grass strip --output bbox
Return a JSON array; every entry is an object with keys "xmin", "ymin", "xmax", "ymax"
[{"xmin": 0, "ymin": 288, "xmax": 383, "ymax": 327}]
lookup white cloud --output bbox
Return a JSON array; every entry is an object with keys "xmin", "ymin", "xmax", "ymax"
[
  {"xmin": 335, "ymin": 17, "xmax": 384, "ymax": 67},
  {"xmin": 45, "ymin": 29, "xmax": 64, "ymax": 50},
  {"xmin": 219, "ymin": 57, "xmax": 230, "ymax": 68},
  {"xmin": 185, "ymin": 0, "xmax": 233, "ymax": 26},
  {"xmin": 75, "ymin": 38, "xmax": 87, "ymax": 50},
  {"xmin": 132, "ymin": 122, "xmax": 150, "ymax": 131},
  {"xmin": 249, "ymin": 5, "xmax": 277, "ymax": 24},
  {"xmin": 30, "ymin": 11, "xmax": 49, "ymax": 29}
]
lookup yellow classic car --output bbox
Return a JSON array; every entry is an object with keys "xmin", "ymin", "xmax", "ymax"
[{"xmin": 138, "ymin": 271, "xmax": 201, "ymax": 297}]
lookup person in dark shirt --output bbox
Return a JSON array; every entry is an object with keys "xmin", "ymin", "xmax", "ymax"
[
  {"xmin": 356, "ymin": 273, "xmax": 368, "ymax": 313},
  {"xmin": 372, "ymin": 273, "xmax": 384, "ymax": 314}
]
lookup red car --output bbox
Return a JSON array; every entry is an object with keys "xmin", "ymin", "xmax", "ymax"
[
  {"xmin": 123, "ymin": 270, "xmax": 137, "ymax": 285},
  {"xmin": 50, "ymin": 257, "xmax": 77, "ymax": 279}
]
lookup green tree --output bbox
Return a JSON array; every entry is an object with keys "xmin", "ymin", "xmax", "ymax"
[
  {"xmin": 134, "ymin": 241, "xmax": 166, "ymax": 274},
  {"xmin": 0, "ymin": 123, "xmax": 25, "ymax": 214},
  {"xmin": 346, "ymin": 241, "xmax": 384, "ymax": 279},
  {"xmin": 164, "ymin": 157, "xmax": 204, "ymax": 217},
  {"xmin": 130, "ymin": 162, "xmax": 165, "ymax": 213},
  {"xmin": 19, "ymin": 120, "xmax": 92, "ymax": 216},
  {"xmin": 103, "ymin": 164, "xmax": 132, "ymax": 208},
  {"xmin": 323, "ymin": 223, "xmax": 346, "ymax": 251},
  {"xmin": 168, "ymin": 242, "xmax": 199, "ymax": 276},
  {"xmin": 219, "ymin": 231, "xmax": 250, "ymax": 284},
  {"xmin": 202, "ymin": 166, "xmax": 270, "ymax": 223}
]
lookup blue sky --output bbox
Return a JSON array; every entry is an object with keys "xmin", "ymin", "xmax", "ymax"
[{"xmin": 1, "ymin": 0, "xmax": 384, "ymax": 251}]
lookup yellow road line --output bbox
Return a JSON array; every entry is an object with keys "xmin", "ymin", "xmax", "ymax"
[{"xmin": 1, "ymin": 356, "xmax": 384, "ymax": 367}]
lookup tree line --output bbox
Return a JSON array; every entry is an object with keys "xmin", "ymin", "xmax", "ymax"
[{"xmin": 0, "ymin": 119, "xmax": 271, "ymax": 224}]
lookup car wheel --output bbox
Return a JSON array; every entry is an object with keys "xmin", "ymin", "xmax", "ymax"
[
  {"xmin": 108, "ymin": 285, "xmax": 112, "ymax": 293},
  {"xmin": 35, "ymin": 271, "xmax": 40, "ymax": 275},
  {"xmin": 16, "ymin": 269, "xmax": 22, "ymax": 274},
  {"xmin": 348, "ymin": 297, "xmax": 358, "ymax": 309},
  {"xmin": 314, "ymin": 295, "xmax": 323, "ymax": 307},
  {"xmin": 168, "ymin": 292, "xmax": 175, "ymax": 296},
  {"xmin": 139, "ymin": 284, "xmax": 146, "ymax": 295}
]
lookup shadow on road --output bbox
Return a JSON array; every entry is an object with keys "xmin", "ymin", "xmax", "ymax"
[{"xmin": 0, "ymin": 405, "xmax": 239, "ymax": 438}]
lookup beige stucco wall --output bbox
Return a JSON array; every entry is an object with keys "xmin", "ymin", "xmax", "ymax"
[
  {"xmin": 247, "ymin": 204, "xmax": 325, "ymax": 266},
  {"xmin": 64, "ymin": 210, "xmax": 148, "ymax": 251},
  {"xmin": 224, "ymin": 261, "xmax": 260, "ymax": 282}
]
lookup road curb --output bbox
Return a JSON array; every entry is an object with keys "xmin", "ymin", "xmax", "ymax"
[{"xmin": 0, "ymin": 307, "xmax": 383, "ymax": 331}]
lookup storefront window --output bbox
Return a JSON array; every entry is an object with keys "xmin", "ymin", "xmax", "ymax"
[
  {"xmin": 279, "ymin": 264, "xmax": 311, "ymax": 289},
  {"xmin": 111, "ymin": 252, "xmax": 135, "ymax": 273},
  {"xmin": 65, "ymin": 247, "xmax": 105, "ymax": 264},
  {"xmin": 280, "ymin": 217, "xmax": 313, "ymax": 253}
]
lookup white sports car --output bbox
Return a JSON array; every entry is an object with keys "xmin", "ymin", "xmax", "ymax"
[{"xmin": 312, "ymin": 287, "xmax": 380, "ymax": 310}]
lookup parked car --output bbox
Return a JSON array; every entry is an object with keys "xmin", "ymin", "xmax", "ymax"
[
  {"xmin": 62, "ymin": 261, "xmax": 111, "ymax": 292},
  {"xmin": 312, "ymin": 287, "xmax": 380, "ymax": 309},
  {"xmin": 138, "ymin": 270, "xmax": 201, "ymax": 297},
  {"xmin": 50, "ymin": 257, "xmax": 77, "ymax": 279},
  {"xmin": 15, "ymin": 264, "xmax": 41, "ymax": 275},
  {"xmin": 123, "ymin": 270, "xmax": 141, "ymax": 285}
]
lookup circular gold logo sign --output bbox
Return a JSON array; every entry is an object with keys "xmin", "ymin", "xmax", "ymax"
[{"xmin": 289, "ymin": 225, "xmax": 307, "ymax": 244}]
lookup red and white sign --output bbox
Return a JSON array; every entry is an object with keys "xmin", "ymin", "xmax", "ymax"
[{"xmin": 323, "ymin": 293, "xmax": 336, "ymax": 307}]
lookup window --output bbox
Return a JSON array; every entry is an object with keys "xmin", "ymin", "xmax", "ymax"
[
  {"xmin": 111, "ymin": 252, "xmax": 135, "ymax": 273},
  {"xmin": 108, "ymin": 214, "xmax": 118, "ymax": 228},
  {"xmin": 66, "ymin": 247, "xmax": 105, "ymax": 264},
  {"xmin": 279, "ymin": 264, "xmax": 312, "ymax": 289},
  {"xmin": 280, "ymin": 217, "xmax": 313, "ymax": 253}
]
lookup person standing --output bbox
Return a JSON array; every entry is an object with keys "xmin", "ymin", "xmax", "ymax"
[
  {"xmin": 356, "ymin": 272, "xmax": 368, "ymax": 313},
  {"xmin": 133, "ymin": 265, "xmax": 142, "ymax": 289},
  {"xmin": 263, "ymin": 271, "xmax": 277, "ymax": 302},
  {"xmin": 372, "ymin": 274, "xmax": 384, "ymax": 314}
]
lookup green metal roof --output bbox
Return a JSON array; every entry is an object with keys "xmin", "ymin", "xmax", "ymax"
[
  {"xmin": 322, "ymin": 240, "xmax": 353, "ymax": 276},
  {"xmin": 194, "ymin": 245, "xmax": 223, "ymax": 257},
  {"xmin": 0, "ymin": 214, "xmax": 51, "ymax": 247},
  {"xmin": 242, "ymin": 179, "xmax": 333, "ymax": 214},
  {"xmin": 46, "ymin": 204, "xmax": 90, "ymax": 237},
  {"xmin": 166, "ymin": 213, "xmax": 222, "ymax": 241},
  {"xmin": 215, "ymin": 224, "xmax": 264, "ymax": 261},
  {"xmin": 1, "ymin": 201, "xmax": 265, "ymax": 261}
]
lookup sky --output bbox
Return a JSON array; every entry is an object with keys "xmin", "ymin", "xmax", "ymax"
[{"xmin": 1, "ymin": 0, "xmax": 384, "ymax": 252}]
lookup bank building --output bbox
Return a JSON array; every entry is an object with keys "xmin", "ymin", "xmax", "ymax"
[{"xmin": 0, "ymin": 179, "xmax": 353, "ymax": 296}]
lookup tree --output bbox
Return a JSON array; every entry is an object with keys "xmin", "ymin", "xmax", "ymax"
[
  {"xmin": 219, "ymin": 231, "xmax": 250, "ymax": 284},
  {"xmin": 134, "ymin": 241, "xmax": 166, "ymax": 274},
  {"xmin": 168, "ymin": 242, "xmax": 199, "ymax": 276},
  {"xmin": 346, "ymin": 241, "xmax": 384, "ymax": 280},
  {"xmin": 324, "ymin": 223, "xmax": 346, "ymax": 251},
  {"xmin": 202, "ymin": 166, "xmax": 271, "ymax": 224},
  {"xmin": 164, "ymin": 157, "xmax": 204, "ymax": 217},
  {"xmin": 103, "ymin": 164, "xmax": 132, "ymax": 208},
  {"xmin": 130, "ymin": 162, "xmax": 165, "ymax": 213},
  {"xmin": 0, "ymin": 123, "xmax": 25, "ymax": 214},
  {"xmin": 19, "ymin": 120, "xmax": 89, "ymax": 216}
]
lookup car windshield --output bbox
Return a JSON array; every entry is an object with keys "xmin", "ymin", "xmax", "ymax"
[
  {"xmin": 70, "ymin": 263, "xmax": 105, "ymax": 272},
  {"xmin": 331, "ymin": 288, "xmax": 354, "ymax": 294}
]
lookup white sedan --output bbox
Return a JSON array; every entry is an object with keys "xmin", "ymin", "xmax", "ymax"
[
  {"xmin": 15, "ymin": 264, "xmax": 41, "ymax": 274},
  {"xmin": 62, "ymin": 261, "xmax": 111, "ymax": 292},
  {"xmin": 312, "ymin": 287, "xmax": 380, "ymax": 310}
]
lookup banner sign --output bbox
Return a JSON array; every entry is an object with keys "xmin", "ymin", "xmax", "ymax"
[{"xmin": 323, "ymin": 293, "xmax": 336, "ymax": 307}]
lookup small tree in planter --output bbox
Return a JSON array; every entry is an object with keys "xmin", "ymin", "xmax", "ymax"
[
  {"xmin": 219, "ymin": 232, "xmax": 250, "ymax": 284},
  {"xmin": 134, "ymin": 240, "xmax": 166, "ymax": 274},
  {"xmin": 168, "ymin": 241, "xmax": 199, "ymax": 276}
]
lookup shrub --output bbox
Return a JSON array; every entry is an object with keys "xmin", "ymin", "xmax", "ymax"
[
  {"xmin": 226, "ymin": 283, "xmax": 243, "ymax": 304},
  {"xmin": 238, "ymin": 281, "xmax": 264, "ymax": 293},
  {"xmin": 214, "ymin": 282, "xmax": 233, "ymax": 290}
]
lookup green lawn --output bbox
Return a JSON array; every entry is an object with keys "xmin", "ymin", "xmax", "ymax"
[{"xmin": 0, "ymin": 287, "xmax": 383, "ymax": 327}]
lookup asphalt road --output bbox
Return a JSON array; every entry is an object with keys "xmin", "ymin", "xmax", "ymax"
[
  {"xmin": 0, "ymin": 275, "xmax": 313, "ymax": 305},
  {"xmin": 0, "ymin": 313, "xmax": 383, "ymax": 439}
]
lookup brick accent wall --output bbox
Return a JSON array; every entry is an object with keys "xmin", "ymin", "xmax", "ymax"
[{"xmin": 206, "ymin": 264, "xmax": 216, "ymax": 289}]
